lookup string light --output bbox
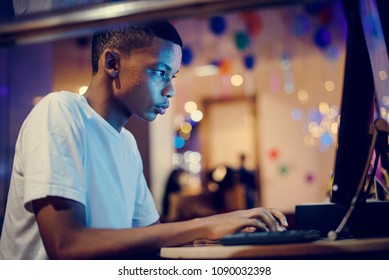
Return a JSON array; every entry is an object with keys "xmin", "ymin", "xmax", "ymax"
[
  {"xmin": 184, "ymin": 101, "xmax": 197, "ymax": 113},
  {"xmin": 327, "ymin": 106, "xmax": 339, "ymax": 119},
  {"xmin": 325, "ymin": 80, "xmax": 335, "ymax": 92},
  {"xmin": 179, "ymin": 131, "xmax": 191, "ymax": 140},
  {"xmin": 231, "ymin": 74, "xmax": 244, "ymax": 86},
  {"xmin": 319, "ymin": 102, "xmax": 330, "ymax": 114},
  {"xmin": 191, "ymin": 110, "xmax": 203, "ymax": 122},
  {"xmin": 298, "ymin": 89, "xmax": 309, "ymax": 103},
  {"xmin": 331, "ymin": 122, "xmax": 339, "ymax": 134},
  {"xmin": 284, "ymin": 82, "xmax": 295, "ymax": 94},
  {"xmin": 174, "ymin": 136, "xmax": 185, "ymax": 149},
  {"xmin": 180, "ymin": 122, "xmax": 192, "ymax": 134}
]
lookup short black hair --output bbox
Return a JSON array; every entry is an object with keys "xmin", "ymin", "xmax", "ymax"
[{"xmin": 91, "ymin": 20, "xmax": 183, "ymax": 74}]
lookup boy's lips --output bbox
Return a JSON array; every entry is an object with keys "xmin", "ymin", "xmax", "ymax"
[{"xmin": 155, "ymin": 104, "xmax": 169, "ymax": 115}]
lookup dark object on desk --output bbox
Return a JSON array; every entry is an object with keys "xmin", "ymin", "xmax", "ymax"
[
  {"xmin": 219, "ymin": 230, "xmax": 321, "ymax": 246},
  {"xmin": 295, "ymin": 203, "xmax": 346, "ymax": 237},
  {"xmin": 295, "ymin": 201, "xmax": 389, "ymax": 238}
]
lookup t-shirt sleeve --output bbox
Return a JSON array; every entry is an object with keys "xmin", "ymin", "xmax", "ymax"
[
  {"xmin": 124, "ymin": 134, "xmax": 160, "ymax": 228},
  {"xmin": 21, "ymin": 96, "xmax": 86, "ymax": 212},
  {"xmin": 132, "ymin": 173, "xmax": 160, "ymax": 228}
]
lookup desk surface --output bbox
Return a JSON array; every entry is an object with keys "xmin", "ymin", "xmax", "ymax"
[{"xmin": 160, "ymin": 237, "xmax": 389, "ymax": 259}]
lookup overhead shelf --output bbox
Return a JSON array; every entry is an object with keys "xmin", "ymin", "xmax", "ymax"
[{"xmin": 0, "ymin": 0, "xmax": 323, "ymax": 46}]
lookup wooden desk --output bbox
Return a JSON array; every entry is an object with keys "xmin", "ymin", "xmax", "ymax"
[{"xmin": 160, "ymin": 237, "xmax": 389, "ymax": 259}]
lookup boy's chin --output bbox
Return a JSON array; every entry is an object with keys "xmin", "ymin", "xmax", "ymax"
[{"xmin": 136, "ymin": 114, "xmax": 157, "ymax": 123}]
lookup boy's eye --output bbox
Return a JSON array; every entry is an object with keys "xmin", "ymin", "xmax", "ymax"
[
  {"xmin": 151, "ymin": 69, "xmax": 176, "ymax": 80},
  {"xmin": 154, "ymin": 70, "xmax": 166, "ymax": 77}
]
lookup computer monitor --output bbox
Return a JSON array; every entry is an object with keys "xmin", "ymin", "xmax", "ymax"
[
  {"xmin": 328, "ymin": 0, "xmax": 389, "ymax": 238},
  {"xmin": 332, "ymin": 0, "xmax": 389, "ymax": 206},
  {"xmin": 331, "ymin": 0, "xmax": 376, "ymax": 207}
]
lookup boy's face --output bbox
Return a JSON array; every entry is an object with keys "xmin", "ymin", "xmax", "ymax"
[{"xmin": 114, "ymin": 37, "xmax": 182, "ymax": 122}]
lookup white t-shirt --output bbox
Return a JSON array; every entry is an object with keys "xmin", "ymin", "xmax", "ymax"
[{"xmin": 0, "ymin": 91, "xmax": 159, "ymax": 259}]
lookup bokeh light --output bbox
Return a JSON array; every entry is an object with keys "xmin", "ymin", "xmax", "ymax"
[
  {"xmin": 189, "ymin": 162, "xmax": 202, "ymax": 173},
  {"xmin": 379, "ymin": 70, "xmax": 388, "ymax": 80},
  {"xmin": 180, "ymin": 122, "xmax": 193, "ymax": 134},
  {"xmin": 284, "ymin": 82, "xmax": 295, "ymax": 94},
  {"xmin": 280, "ymin": 55, "xmax": 292, "ymax": 70},
  {"xmin": 172, "ymin": 153, "xmax": 184, "ymax": 166},
  {"xmin": 308, "ymin": 122, "xmax": 321, "ymax": 138},
  {"xmin": 231, "ymin": 74, "xmax": 244, "ymax": 86},
  {"xmin": 298, "ymin": 89, "xmax": 309, "ymax": 103},
  {"xmin": 212, "ymin": 165, "xmax": 227, "ymax": 182},
  {"xmin": 179, "ymin": 130, "xmax": 191, "ymax": 140},
  {"xmin": 191, "ymin": 110, "xmax": 203, "ymax": 122},
  {"xmin": 184, "ymin": 101, "xmax": 197, "ymax": 113},
  {"xmin": 291, "ymin": 108, "xmax": 303, "ymax": 121},
  {"xmin": 325, "ymin": 80, "xmax": 335, "ymax": 92},
  {"xmin": 320, "ymin": 132, "xmax": 334, "ymax": 146},
  {"xmin": 319, "ymin": 102, "xmax": 330, "ymax": 114},
  {"xmin": 327, "ymin": 106, "xmax": 338, "ymax": 119},
  {"xmin": 173, "ymin": 151, "xmax": 203, "ymax": 174},
  {"xmin": 382, "ymin": 96, "xmax": 389, "ymax": 107},
  {"xmin": 174, "ymin": 136, "xmax": 185, "ymax": 149},
  {"xmin": 79, "ymin": 86, "xmax": 88, "ymax": 95},
  {"xmin": 331, "ymin": 122, "xmax": 339, "ymax": 134}
]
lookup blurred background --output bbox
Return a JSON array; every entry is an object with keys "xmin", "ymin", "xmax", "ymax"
[{"xmin": 0, "ymin": 0, "xmax": 348, "ymax": 229}]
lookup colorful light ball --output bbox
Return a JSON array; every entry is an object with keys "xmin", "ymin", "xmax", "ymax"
[
  {"xmin": 181, "ymin": 47, "xmax": 193, "ymax": 66},
  {"xmin": 306, "ymin": 173, "xmax": 315, "ymax": 183},
  {"xmin": 219, "ymin": 60, "xmax": 232, "ymax": 75},
  {"xmin": 269, "ymin": 148, "xmax": 279, "ymax": 160},
  {"xmin": 174, "ymin": 136, "xmax": 185, "ymax": 149},
  {"xmin": 239, "ymin": 12, "xmax": 263, "ymax": 36},
  {"xmin": 279, "ymin": 165, "xmax": 288, "ymax": 175},
  {"xmin": 243, "ymin": 55, "xmax": 255, "ymax": 70},
  {"xmin": 292, "ymin": 14, "xmax": 311, "ymax": 37},
  {"xmin": 209, "ymin": 16, "xmax": 227, "ymax": 36},
  {"xmin": 235, "ymin": 31, "xmax": 251, "ymax": 50},
  {"xmin": 313, "ymin": 27, "xmax": 332, "ymax": 49}
]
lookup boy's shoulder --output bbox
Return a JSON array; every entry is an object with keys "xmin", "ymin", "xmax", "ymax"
[{"xmin": 34, "ymin": 91, "xmax": 84, "ymax": 110}]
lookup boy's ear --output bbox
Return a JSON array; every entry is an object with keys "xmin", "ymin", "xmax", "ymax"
[{"xmin": 104, "ymin": 50, "xmax": 120, "ymax": 78}]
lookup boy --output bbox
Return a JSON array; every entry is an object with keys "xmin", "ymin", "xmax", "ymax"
[{"xmin": 0, "ymin": 20, "xmax": 287, "ymax": 259}]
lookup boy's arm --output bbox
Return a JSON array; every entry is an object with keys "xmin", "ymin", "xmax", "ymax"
[{"xmin": 33, "ymin": 196, "xmax": 287, "ymax": 259}]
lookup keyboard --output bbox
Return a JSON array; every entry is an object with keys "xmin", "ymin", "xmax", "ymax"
[{"xmin": 219, "ymin": 230, "xmax": 322, "ymax": 246}]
